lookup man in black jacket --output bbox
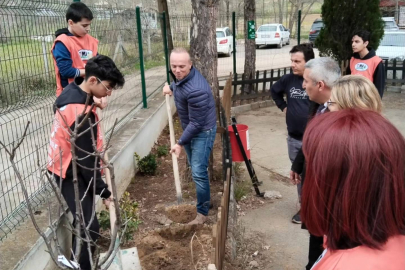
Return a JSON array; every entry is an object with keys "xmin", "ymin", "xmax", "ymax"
[
  {"xmin": 291, "ymin": 57, "xmax": 341, "ymax": 270},
  {"xmin": 271, "ymin": 43, "xmax": 314, "ymax": 224}
]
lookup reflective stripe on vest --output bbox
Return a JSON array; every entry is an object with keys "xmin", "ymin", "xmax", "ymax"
[
  {"xmin": 51, "ymin": 34, "xmax": 98, "ymax": 97},
  {"xmin": 350, "ymin": 56, "xmax": 382, "ymax": 82},
  {"xmin": 47, "ymin": 104, "xmax": 103, "ymax": 179}
]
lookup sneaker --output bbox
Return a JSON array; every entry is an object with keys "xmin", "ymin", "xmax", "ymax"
[
  {"xmin": 188, "ymin": 213, "xmax": 207, "ymax": 225},
  {"xmin": 292, "ymin": 210, "xmax": 301, "ymax": 224}
]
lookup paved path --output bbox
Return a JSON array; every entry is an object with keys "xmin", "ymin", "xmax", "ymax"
[{"xmin": 236, "ymin": 92, "xmax": 405, "ymax": 269}]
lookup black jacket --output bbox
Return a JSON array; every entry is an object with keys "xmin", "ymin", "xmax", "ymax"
[
  {"xmin": 270, "ymin": 73, "xmax": 310, "ymax": 140},
  {"xmin": 346, "ymin": 49, "xmax": 385, "ymax": 98},
  {"xmin": 52, "ymin": 77, "xmax": 111, "ymax": 199},
  {"xmin": 291, "ymin": 101, "xmax": 324, "ymax": 175}
]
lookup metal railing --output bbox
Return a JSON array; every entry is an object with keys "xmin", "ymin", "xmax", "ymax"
[{"xmin": 0, "ymin": 1, "xmax": 168, "ymax": 240}]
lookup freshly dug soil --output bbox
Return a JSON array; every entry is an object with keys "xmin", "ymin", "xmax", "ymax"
[
  {"xmin": 137, "ymin": 224, "xmax": 213, "ymax": 270},
  {"xmin": 165, "ymin": 204, "xmax": 197, "ymax": 224}
]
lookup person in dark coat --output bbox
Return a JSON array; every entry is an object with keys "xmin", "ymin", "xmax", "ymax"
[{"xmin": 163, "ymin": 48, "xmax": 217, "ymax": 225}]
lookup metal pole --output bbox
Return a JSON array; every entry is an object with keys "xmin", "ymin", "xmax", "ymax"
[
  {"xmin": 232, "ymin": 12, "xmax": 236, "ymax": 76},
  {"xmin": 162, "ymin": 12, "xmax": 170, "ymax": 84},
  {"xmin": 136, "ymin": 6, "xmax": 147, "ymax": 108},
  {"xmin": 41, "ymin": 40, "xmax": 49, "ymax": 76},
  {"xmin": 297, "ymin": 10, "xmax": 301, "ymax": 45}
]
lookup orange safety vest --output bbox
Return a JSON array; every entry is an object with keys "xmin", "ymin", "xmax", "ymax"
[
  {"xmin": 51, "ymin": 34, "xmax": 98, "ymax": 97},
  {"xmin": 47, "ymin": 104, "xmax": 103, "ymax": 179},
  {"xmin": 350, "ymin": 56, "xmax": 382, "ymax": 82}
]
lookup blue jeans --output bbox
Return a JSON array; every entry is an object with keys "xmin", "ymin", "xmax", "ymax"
[{"xmin": 184, "ymin": 126, "xmax": 217, "ymax": 216}]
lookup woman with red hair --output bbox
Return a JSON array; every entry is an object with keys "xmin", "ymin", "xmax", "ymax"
[{"xmin": 302, "ymin": 109, "xmax": 405, "ymax": 269}]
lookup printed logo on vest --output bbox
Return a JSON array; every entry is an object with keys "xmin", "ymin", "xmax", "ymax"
[
  {"xmin": 78, "ymin": 50, "xmax": 93, "ymax": 61},
  {"xmin": 290, "ymin": 87, "xmax": 308, "ymax": 99},
  {"xmin": 355, "ymin": 62, "xmax": 369, "ymax": 71}
]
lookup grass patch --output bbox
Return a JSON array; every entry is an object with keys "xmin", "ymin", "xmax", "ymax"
[{"xmin": 234, "ymin": 180, "xmax": 251, "ymax": 202}]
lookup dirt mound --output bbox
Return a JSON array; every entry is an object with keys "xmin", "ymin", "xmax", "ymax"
[
  {"xmin": 165, "ymin": 204, "xmax": 196, "ymax": 224},
  {"xmin": 138, "ymin": 225, "xmax": 213, "ymax": 270}
]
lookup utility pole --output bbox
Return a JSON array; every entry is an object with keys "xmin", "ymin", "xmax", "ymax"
[{"xmin": 395, "ymin": 0, "xmax": 399, "ymax": 23}]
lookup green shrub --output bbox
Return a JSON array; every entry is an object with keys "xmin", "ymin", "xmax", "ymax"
[
  {"xmin": 157, "ymin": 145, "xmax": 169, "ymax": 157},
  {"xmin": 98, "ymin": 192, "xmax": 141, "ymax": 244},
  {"xmin": 134, "ymin": 152, "xmax": 158, "ymax": 175}
]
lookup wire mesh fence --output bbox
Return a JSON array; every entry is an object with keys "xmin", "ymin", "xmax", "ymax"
[{"xmin": 0, "ymin": 0, "xmax": 166, "ymax": 241}]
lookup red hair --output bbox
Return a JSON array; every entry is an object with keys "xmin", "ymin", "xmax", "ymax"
[{"xmin": 302, "ymin": 109, "xmax": 405, "ymax": 250}]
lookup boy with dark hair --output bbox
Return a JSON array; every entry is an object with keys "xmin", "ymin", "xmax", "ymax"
[
  {"xmin": 347, "ymin": 30, "xmax": 385, "ymax": 97},
  {"xmin": 270, "ymin": 43, "xmax": 314, "ymax": 224},
  {"xmin": 47, "ymin": 55, "xmax": 124, "ymax": 270},
  {"xmin": 52, "ymin": 2, "xmax": 98, "ymax": 97}
]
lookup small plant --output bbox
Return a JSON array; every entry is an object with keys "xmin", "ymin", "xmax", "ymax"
[
  {"xmin": 98, "ymin": 192, "xmax": 141, "ymax": 244},
  {"xmin": 157, "ymin": 145, "xmax": 169, "ymax": 157},
  {"xmin": 119, "ymin": 191, "xmax": 141, "ymax": 243},
  {"xmin": 98, "ymin": 209, "xmax": 111, "ymax": 231},
  {"xmin": 233, "ymin": 163, "xmax": 244, "ymax": 177},
  {"xmin": 234, "ymin": 180, "xmax": 251, "ymax": 202},
  {"xmin": 134, "ymin": 152, "xmax": 158, "ymax": 175}
]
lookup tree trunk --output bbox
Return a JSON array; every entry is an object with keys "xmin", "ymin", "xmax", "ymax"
[
  {"xmin": 190, "ymin": 0, "xmax": 220, "ymax": 184},
  {"xmin": 157, "ymin": 0, "xmax": 174, "ymax": 51},
  {"xmin": 272, "ymin": 0, "xmax": 278, "ymax": 22},
  {"xmin": 278, "ymin": 0, "xmax": 284, "ymax": 24},
  {"xmin": 243, "ymin": 0, "xmax": 256, "ymax": 93},
  {"xmin": 226, "ymin": 0, "xmax": 230, "ymax": 27},
  {"xmin": 190, "ymin": 0, "xmax": 220, "ymax": 99}
]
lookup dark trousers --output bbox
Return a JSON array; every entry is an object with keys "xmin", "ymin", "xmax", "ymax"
[
  {"xmin": 306, "ymin": 234, "xmax": 324, "ymax": 270},
  {"xmin": 301, "ymin": 169, "xmax": 324, "ymax": 270},
  {"xmin": 55, "ymin": 174, "xmax": 100, "ymax": 270}
]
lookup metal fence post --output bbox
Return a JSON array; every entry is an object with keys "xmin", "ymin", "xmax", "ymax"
[
  {"xmin": 41, "ymin": 40, "xmax": 49, "ymax": 76},
  {"xmin": 297, "ymin": 10, "xmax": 301, "ymax": 45},
  {"xmin": 136, "ymin": 6, "xmax": 147, "ymax": 109},
  {"xmin": 162, "ymin": 12, "xmax": 170, "ymax": 84},
  {"xmin": 232, "ymin": 12, "xmax": 236, "ymax": 76}
]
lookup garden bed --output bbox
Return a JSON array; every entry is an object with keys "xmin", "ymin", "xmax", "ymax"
[{"xmin": 99, "ymin": 114, "xmax": 273, "ymax": 269}]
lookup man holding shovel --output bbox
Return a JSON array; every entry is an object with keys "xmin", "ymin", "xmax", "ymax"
[{"xmin": 163, "ymin": 47, "xmax": 217, "ymax": 225}]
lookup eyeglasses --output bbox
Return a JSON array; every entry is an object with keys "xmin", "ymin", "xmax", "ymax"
[
  {"xmin": 97, "ymin": 78, "xmax": 113, "ymax": 94},
  {"xmin": 327, "ymin": 100, "xmax": 336, "ymax": 107}
]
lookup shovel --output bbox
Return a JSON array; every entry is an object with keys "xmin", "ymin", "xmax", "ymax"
[{"xmin": 165, "ymin": 94, "xmax": 183, "ymax": 204}]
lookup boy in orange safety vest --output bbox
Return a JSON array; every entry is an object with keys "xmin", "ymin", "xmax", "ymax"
[
  {"xmin": 47, "ymin": 55, "xmax": 124, "ymax": 270},
  {"xmin": 51, "ymin": 2, "xmax": 98, "ymax": 97},
  {"xmin": 347, "ymin": 30, "xmax": 385, "ymax": 98}
]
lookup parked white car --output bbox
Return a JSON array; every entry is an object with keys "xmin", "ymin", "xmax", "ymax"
[
  {"xmin": 255, "ymin": 24, "xmax": 290, "ymax": 49},
  {"xmin": 376, "ymin": 31, "xmax": 405, "ymax": 61},
  {"xmin": 382, "ymin": 17, "xmax": 400, "ymax": 31},
  {"xmin": 216, "ymin": 27, "xmax": 233, "ymax": 57}
]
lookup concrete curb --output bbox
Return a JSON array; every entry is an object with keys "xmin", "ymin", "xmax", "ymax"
[{"xmin": 231, "ymin": 100, "xmax": 275, "ymax": 115}]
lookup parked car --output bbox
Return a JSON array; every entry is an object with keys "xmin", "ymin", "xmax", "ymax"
[
  {"xmin": 216, "ymin": 27, "xmax": 233, "ymax": 57},
  {"xmin": 255, "ymin": 24, "xmax": 290, "ymax": 49},
  {"xmin": 376, "ymin": 31, "xmax": 405, "ymax": 61},
  {"xmin": 309, "ymin": 18, "xmax": 324, "ymax": 44},
  {"xmin": 382, "ymin": 17, "xmax": 400, "ymax": 31}
]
